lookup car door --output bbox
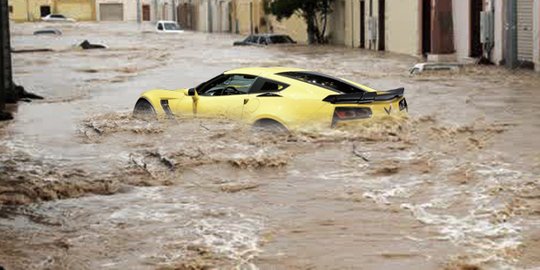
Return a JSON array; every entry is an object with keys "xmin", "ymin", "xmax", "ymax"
[
  {"xmin": 242, "ymin": 77, "xmax": 289, "ymax": 121},
  {"xmin": 174, "ymin": 74, "xmax": 258, "ymax": 120}
]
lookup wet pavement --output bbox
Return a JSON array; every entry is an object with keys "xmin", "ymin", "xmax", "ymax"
[{"xmin": 0, "ymin": 22, "xmax": 539, "ymax": 270}]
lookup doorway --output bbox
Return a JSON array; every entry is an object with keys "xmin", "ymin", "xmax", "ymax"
[
  {"xmin": 360, "ymin": 0, "xmax": 365, "ymax": 48},
  {"xmin": 40, "ymin": 6, "xmax": 51, "ymax": 17},
  {"xmin": 377, "ymin": 0, "xmax": 385, "ymax": 51},
  {"xmin": 142, "ymin": 5, "xmax": 150, "ymax": 21},
  {"xmin": 421, "ymin": 0, "xmax": 432, "ymax": 55},
  {"xmin": 470, "ymin": 0, "xmax": 483, "ymax": 57}
]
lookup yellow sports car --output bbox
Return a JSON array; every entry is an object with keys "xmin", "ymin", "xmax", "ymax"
[{"xmin": 133, "ymin": 67, "xmax": 407, "ymax": 131}]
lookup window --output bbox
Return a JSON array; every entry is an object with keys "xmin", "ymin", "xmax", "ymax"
[
  {"xmin": 164, "ymin": 22, "xmax": 180, "ymax": 30},
  {"xmin": 198, "ymin": 74, "xmax": 257, "ymax": 96},
  {"xmin": 249, "ymin": 78, "xmax": 289, "ymax": 94},
  {"xmin": 157, "ymin": 23, "xmax": 164, "ymax": 30},
  {"xmin": 278, "ymin": 72, "xmax": 365, "ymax": 94},
  {"xmin": 9, "ymin": 6, "xmax": 13, "ymax": 13}
]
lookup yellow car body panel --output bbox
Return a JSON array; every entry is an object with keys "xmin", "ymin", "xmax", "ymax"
[{"xmin": 136, "ymin": 67, "xmax": 407, "ymax": 130}]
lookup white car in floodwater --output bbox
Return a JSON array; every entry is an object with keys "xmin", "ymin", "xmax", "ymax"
[
  {"xmin": 41, "ymin": 14, "xmax": 76, "ymax": 22},
  {"xmin": 156, "ymin": 21, "xmax": 184, "ymax": 33}
]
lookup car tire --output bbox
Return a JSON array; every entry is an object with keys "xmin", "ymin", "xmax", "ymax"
[
  {"xmin": 252, "ymin": 119, "xmax": 289, "ymax": 134},
  {"xmin": 133, "ymin": 99, "xmax": 156, "ymax": 120}
]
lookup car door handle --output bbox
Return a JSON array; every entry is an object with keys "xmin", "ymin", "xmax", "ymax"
[{"xmin": 244, "ymin": 98, "xmax": 249, "ymax": 105}]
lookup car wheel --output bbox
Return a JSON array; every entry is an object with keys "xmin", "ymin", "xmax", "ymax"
[
  {"xmin": 133, "ymin": 99, "xmax": 156, "ymax": 120},
  {"xmin": 252, "ymin": 119, "xmax": 289, "ymax": 134}
]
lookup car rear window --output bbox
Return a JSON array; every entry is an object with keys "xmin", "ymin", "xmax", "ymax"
[{"xmin": 278, "ymin": 72, "xmax": 365, "ymax": 94}]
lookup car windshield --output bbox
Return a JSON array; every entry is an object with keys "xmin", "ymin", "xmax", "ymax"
[
  {"xmin": 164, "ymin": 23, "xmax": 180, "ymax": 30},
  {"xmin": 278, "ymin": 71, "xmax": 365, "ymax": 94},
  {"xmin": 269, "ymin": 35, "xmax": 294, "ymax": 44}
]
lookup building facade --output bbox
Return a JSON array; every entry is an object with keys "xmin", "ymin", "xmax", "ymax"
[
  {"xmin": 327, "ymin": 0, "xmax": 539, "ymax": 71},
  {"xmin": 8, "ymin": 0, "xmax": 95, "ymax": 21}
]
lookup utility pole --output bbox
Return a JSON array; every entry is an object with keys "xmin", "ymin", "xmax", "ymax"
[{"xmin": 1, "ymin": 0, "xmax": 13, "ymax": 119}]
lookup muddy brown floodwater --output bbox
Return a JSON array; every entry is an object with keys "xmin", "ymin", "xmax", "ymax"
[{"xmin": 1, "ymin": 22, "xmax": 539, "ymax": 270}]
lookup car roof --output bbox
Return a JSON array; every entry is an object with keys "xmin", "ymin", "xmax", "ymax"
[
  {"xmin": 250, "ymin": 34, "xmax": 290, "ymax": 37},
  {"xmin": 157, "ymin": 20, "xmax": 177, "ymax": 24},
  {"xmin": 224, "ymin": 67, "xmax": 307, "ymax": 76},
  {"xmin": 225, "ymin": 67, "xmax": 378, "ymax": 92}
]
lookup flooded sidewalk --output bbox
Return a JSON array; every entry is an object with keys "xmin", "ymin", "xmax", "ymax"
[{"xmin": 0, "ymin": 22, "xmax": 539, "ymax": 270}]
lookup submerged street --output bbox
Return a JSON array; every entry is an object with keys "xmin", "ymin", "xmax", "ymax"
[{"xmin": 0, "ymin": 23, "xmax": 539, "ymax": 269}]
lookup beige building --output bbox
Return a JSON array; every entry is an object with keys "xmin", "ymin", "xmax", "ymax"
[
  {"xmin": 329, "ymin": 0, "xmax": 419, "ymax": 56},
  {"xmin": 8, "ymin": 0, "xmax": 95, "ymax": 21}
]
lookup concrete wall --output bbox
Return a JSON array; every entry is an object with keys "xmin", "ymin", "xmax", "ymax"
[
  {"xmin": 95, "ymin": 0, "xmax": 135, "ymax": 21},
  {"xmin": 8, "ymin": 0, "xmax": 56, "ymax": 22},
  {"xmin": 492, "ymin": 0, "xmax": 504, "ymax": 65},
  {"xmin": 386, "ymin": 0, "xmax": 419, "ymax": 55},
  {"xmin": 330, "ymin": 0, "xmax": 347, "ymax": 45},
  {"xmin": 56, "ymin": 0, "xmax": 95, "ymax": 21},
  {"xmin": 268, "ymin": 14, "xmax": 308, "ymax": 43},
  {"xmin": 452, "ymin": 0, "xmax": 470, "ymax": 61}
]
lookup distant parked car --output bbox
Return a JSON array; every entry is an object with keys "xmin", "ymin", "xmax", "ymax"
[
  {"xmin": 156, "ymin": 21, "xmax": 184, "ymax": 33},
  {"xmin": 234, "ymin": 34, "xmax": 296, "ymax": 46},
  {"xmin": 41, "ymin": 14, "xmax": 76, "ymax": 22}
]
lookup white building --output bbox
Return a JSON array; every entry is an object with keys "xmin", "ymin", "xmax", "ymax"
[{"xmin": 95, "ymin": 0, "xmax": 176, "ymax": 22}]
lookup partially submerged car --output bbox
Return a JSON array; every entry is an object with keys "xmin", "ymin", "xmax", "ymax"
[
  {"xmin": 41, "ymin": 14, "xmax": 76, "ymax": 22},
  {"xmin": 33, "ymin": 28, "xmax": 62, "ymax": 35},
  {"xmin": 233, "ymin": 34, "xmax": 296, "ymax": 46},
  {"xmin": 156, "ymin": 21, "xmax": 184, "ymax": 33},
  {"xmin": 78, "ymin": 40, "xmax": 108, "ymax": 50},
  {"xmin": 133, "ymin": 67, "xmax": 407, "ymax": 131}
]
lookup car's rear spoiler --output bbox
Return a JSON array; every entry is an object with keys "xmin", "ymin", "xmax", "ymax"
[{"xmin": 323, "ymin": 88, "xmax": 404, "ymax": 104}]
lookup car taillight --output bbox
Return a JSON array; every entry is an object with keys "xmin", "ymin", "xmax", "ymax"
[
  {"xmin": 399, "ymin": 98, "xmax": 408, "ymax": 111},
  {"xmin": 334, "ymin": 107, "xmax": 372, "ymax": 121}
]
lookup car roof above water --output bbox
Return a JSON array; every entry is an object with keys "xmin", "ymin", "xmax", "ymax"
[{"xmin": 225, "ymin": 67, "xmax": 307, "ymax": 76}]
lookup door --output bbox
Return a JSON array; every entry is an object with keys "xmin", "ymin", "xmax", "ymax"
[
  {"xmin": 40, "ymin": 6, "xmax": 51, "ymax": 17},
  {"xmin": 422, "ymin": 0, "xmax": 432, "ymax": 55},
  {"xmin": 143, "ymin": 5, "xmax": 150, "ymax": 21},
  {"xmin": 377, "ymin": 0, "xmax": 385, "ymax": 51},
  {"xmin": 99, "ymin": 3, "xmax": 123, "ymax": 21},
  {"xmin": 360, "ymin": 1, "xmax": 365, "ymax": 48},
  {"xmin": 174, "ymin": 74, "xmax": 257, "ymax": 119},
  {"xmin": 241, "ymin": 77, "xmax": 289, "ymax": 121},
  {"xmin": 470, "ymin": 0, "xmax": 483, "ymax": 57},
  {"xmin": 517, "ymin": 0, "xmax": 534, "ymax": 64}
]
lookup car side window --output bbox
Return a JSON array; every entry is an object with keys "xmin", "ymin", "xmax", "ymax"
[
  {"xmin": 199, "ymin": 74, "xmax": 257, "ymax": 96},
  {"xmin": 249, "ymin": 78, "xmax": 289, "ymax": 94},
  {"xmin": 157, "ymin": 23, "xmax": 164, "ymax": 31}
]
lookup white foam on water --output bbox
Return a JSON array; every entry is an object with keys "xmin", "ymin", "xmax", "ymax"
[{"xmin": 401, "ymin": 161, "xmax": 528, "ymax": 268}]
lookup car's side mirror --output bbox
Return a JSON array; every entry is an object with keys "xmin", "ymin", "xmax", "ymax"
[{"xmin": 188, "ymin": 88, "xmax": 197, "ymax": 96}]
